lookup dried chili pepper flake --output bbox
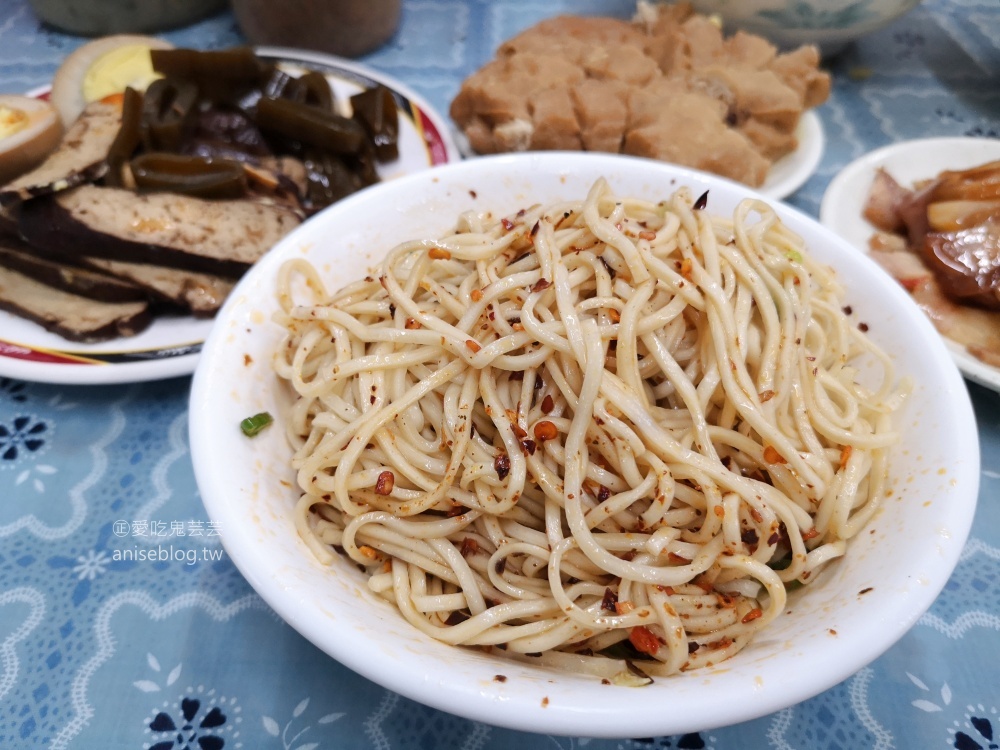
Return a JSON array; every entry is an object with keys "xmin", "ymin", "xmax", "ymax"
[
  {"xmin": 839, "ymin": 445, "xmax": 853, "ymax": 469},
  {"xmin": 494, "ymin": 558, "xmax": 507, "ymax": 575},
  {"xmin": 615, "ymin": 600, "xmax": 635, "ymax": 615},
  {"xmin": 763, "ymin": 445, "xmax": 786, "ymax": 464},
  {"xmin": 601, "ymin": 587, "xmax": 618, "ymax": 612},
  {"xmin": 531, "ymin": 278, "xmax": 551, "ymax": 293},
  {"xmin": 511, "ymin": 423, "xmax": 527, "ymax": 439},
  {"xmin": 493, "ymin": 674, "xmax": 507, "ymax": 683},
  {"xmin": 629, "ymin": 626, "xmax": 660, "ymax": 656},
  {"xmin": 520, "ymin": 439, "xmax": 536, "ymax": 455},
  {"xmin": 540, "ymin": 394, "xmax": 555, "ymax": 414},
  {"xmin": 693, "ymin": 190, "xmax": 709, "ymax": 210},
  {"xmin": 374, "ymin": 470, "xmax": 394, "ymax": 495},
  {"xmin": 428, "ymin": 247, "xmax": 451, "ymax": 260},
  {"xmin": 679, "ymin": 258, "xmax": 694, "ymax": 280},
  {"xmin": 749, "ymin": 507, "xmax": 764, "ymax": 523},
  {"xmin": 713, "ymin": 505, "xmax": 725, "ymax": 518},
  {"xmin": 530, "ymin": 221, "xmax": 540, "ymax": 236},
  {"xmin": 802, "ymin": 527, "xmax": 820, "ymax": 540},
  {"xmin": 404, "ymin": 318, "xmax": 420, "ymax": 329},
  {"xmin": 741, "ymin": 608, "xmax": 764, "ymax": 624},
  {"xmin": 465, "ymin": 339, "xmax": 482, "ymax": 353},
  {"xmin": 716, "ymin": 592, "xmax": 737, "ymax": 608},
  {"xmin": 460, "ymin": 537, "xmax": 480, "ymax": 557},
  {"xmin": 638, "ymin": 230, "xmax": 656, "ymax": 241},
  {"xmin": 494, "ymin": 454, "xmax": 511, "ymax": 480},
  {"xmin": 358, "ymin": 545, "xmax": 379, "ymax": 560},
  {"xmin": 501, "ymin": 217, "xmax": 515, "ymax": 231},
  {"xmin": 607, "ymin": 308, "xmax": 621, "ymax": 323},
  {"xmin": 533, "ymin": 420, "xmax": 558, "ymax": 442},
  {"xmin": 597, "ymin": 485, "xmax": 611, "ymax": 502},
  {"xmin": 471, "ymin": 288, "xmax": 484, "ymax": 302},
  {"xmin": 741, "ymin": 528, "xmax": 759, "ymax": 547},
  {"xmin": 759, "ymin": 389, "xmax": 776, "ymax": 403},
  {"xmin": 667, "ymin": 552, "xmax": 691, "ymax": 564}
]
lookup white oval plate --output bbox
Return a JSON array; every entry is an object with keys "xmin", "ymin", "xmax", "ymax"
[
  {"xmin": 0, "ymin": 47, "xmax": 460, "ymax": 385},
  {"xmin": 456, "ymin": 110, "xmax": 824, "ymax": 201},
  {"xmin": 820, "ymin": 136, "xmax": 1000, "ymax": 393},
  {"xmin": 190, "ymin": 152, "xmax": 978, "ymax": 738}
]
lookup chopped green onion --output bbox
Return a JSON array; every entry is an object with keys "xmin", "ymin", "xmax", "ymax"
[
  {"xmin": 785, "ymin": 249, "xmax": 803, "ymax": 263},
  {"xmin": 240, "ymin": 411, "xmax": 273, "ymax": 437}
]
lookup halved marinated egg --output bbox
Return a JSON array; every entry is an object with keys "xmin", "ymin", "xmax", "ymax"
[
  {"xmin": 50, "ymin": 34, "xmax": 174, "ymax": 128},
  {"xmin": 0, "ymin": 95, "xmax": 62, "ymax": 184}
]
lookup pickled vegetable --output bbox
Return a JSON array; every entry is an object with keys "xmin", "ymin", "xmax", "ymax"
[
  {"xmin": 351, "ymin": 84, "xmax": 398, "ymax": 162},
  {"xmin": 140, "ymin": 78, "xmax": 198, "ymax": 152},
  {"xmin": 255, "ymin": 96, "xmax": 365, "ymax": 154},
  {"xmin": 104, "ymin": 86, "xmax": 143, "ymax": 188},
  {"xmin": 96, "ymin": 45, "xmax": 399, "ymax": 212},
  {"xmin": 130, "ymin": 153, "xmax": 247, "ymax": 199}
]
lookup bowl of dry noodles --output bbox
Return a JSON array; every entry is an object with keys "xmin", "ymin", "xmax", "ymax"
[{"xmin": 189, "ymin": 152, "xmax": 979, "ymax": 738}]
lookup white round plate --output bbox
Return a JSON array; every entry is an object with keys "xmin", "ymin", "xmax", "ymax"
[
  {"xmin": 0, "ymin": 47, "xmax": 460, "ymax": 385},
  {"xmin": 455, "ymin": 110, "xmax": 824, "ymax": 201},
  {"xmin": 190, "ymin": 152, "xmax": 978, "ymax": 738},
  {"xmin": 820, "ymin": 136, "xmax": 1000, "ymax": 393}
]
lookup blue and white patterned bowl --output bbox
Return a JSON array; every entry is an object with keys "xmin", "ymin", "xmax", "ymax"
[{"xmin": 689, "ymin": 0, "xmax": 923, "ymax": 54}]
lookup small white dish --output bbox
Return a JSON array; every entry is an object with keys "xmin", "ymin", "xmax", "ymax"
[
  {"xmin": 190, "ymin": 152, "xmax": 978, "ymax": 738},
  {"xmin": 0, "ymin": 47, "xmax": 460, "ymax": 385},
  {"xmin": 820, "ymin": 136, "xmax": 1000, "ymax": 393},
  {"xmin": 455, "ymin": 110, "xmax": 824, "ymax": 201}
]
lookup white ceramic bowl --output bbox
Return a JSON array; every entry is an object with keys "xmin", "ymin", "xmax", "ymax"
[
  {"xmin": 189, "ymin": 152, "xmax": 979, "ymax": 738},
  {"xmin": 689, "ymin": 0, "xmax": 922, "ymax": 53}
]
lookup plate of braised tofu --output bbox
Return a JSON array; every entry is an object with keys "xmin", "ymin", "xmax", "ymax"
[{"xmin": 0, "ymin": 40, "xmax": 459, "ymax": 384}]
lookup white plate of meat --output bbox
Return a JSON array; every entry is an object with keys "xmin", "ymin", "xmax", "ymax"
[
  {"xmin": 820, "ymin": 137, "xmax": 1000, "ymax": 392},
  {"xmin": 0, "ymin": 47, "xmax": 459, "ymax": 385}
]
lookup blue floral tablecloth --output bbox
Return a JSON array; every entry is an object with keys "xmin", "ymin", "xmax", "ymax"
[{"xmin": 0, "ymin": 0, "xmax": 998, "ymax": 747}]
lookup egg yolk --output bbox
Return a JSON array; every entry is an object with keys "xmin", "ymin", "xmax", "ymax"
[
  {"xmin": 0, "ymin": 105, "xmax": 30, "ymax": 139},
  {"xmin": 81, "ymin": 44, "xmax": 162, "ymax": 103}
]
